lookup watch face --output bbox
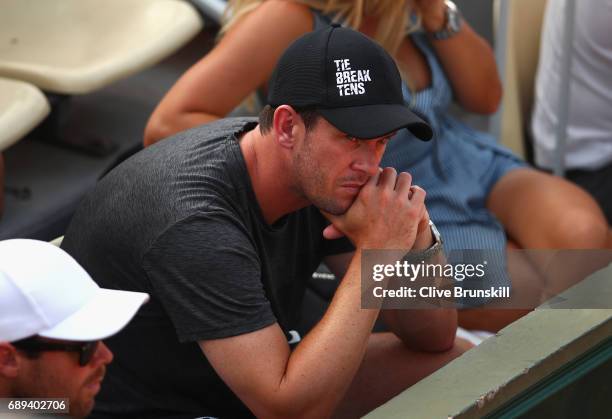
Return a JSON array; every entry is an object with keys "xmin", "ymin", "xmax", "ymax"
[
  {"xmin": 429, "ymin": 221, "xmax": 443, "ymax": 245},
  {"xmin": 448, "ymin": 9, "xmax": 461, "ymax": 32},
  {"xmin": 433, "ymin": 0, "xmax": 462, "ymax": 40}
]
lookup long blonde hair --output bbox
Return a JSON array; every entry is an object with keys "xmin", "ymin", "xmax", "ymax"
[{"xmin": 222, "ymin": 0, "xmax": 420, "ymax": 57}]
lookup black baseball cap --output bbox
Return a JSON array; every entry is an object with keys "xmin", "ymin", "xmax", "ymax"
[{"xmin": 268, "ymin": 24, "xmax": 433, "ymax": 141}]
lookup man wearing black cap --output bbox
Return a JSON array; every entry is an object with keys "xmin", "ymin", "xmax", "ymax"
[{"xmin": 62, "ymin": 25, "xmax": 463, "ymax": 418}]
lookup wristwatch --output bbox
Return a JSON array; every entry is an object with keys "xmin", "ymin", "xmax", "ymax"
[
  {"xmin": 430, "ymin": 0, "xmax": 463, "ymax": 40},
  {"xmin": 423, "ymin": 220, "xmax": 443, "ymax": 258},
  {"xmin": 404, "ymin": 220, "xmax": 444, "ymax": 263}
]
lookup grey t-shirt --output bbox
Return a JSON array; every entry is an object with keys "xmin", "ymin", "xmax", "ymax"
[{"xmin": 62, "ymin": 117, "xmax": 352, "ymax": 418}]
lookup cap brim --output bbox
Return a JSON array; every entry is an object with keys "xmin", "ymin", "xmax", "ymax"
[
  {"xmin": 319, "ymin": 104, "xmax": 433, "ymax": 140},
  {"xmin": 38, "ymin": 288, "xmax": 149, "ymax": 342}
]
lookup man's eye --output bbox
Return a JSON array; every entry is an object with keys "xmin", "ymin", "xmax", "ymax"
[{"xmin": 344, "ymin": 135, "xmax": 360, "ymax": 144}]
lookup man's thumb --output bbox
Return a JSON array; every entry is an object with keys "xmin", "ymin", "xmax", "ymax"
[{"xmin": 323, "ymin": 224, "xmax": 345, "ymax": 240}]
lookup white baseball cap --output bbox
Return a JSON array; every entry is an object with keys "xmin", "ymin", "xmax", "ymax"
[{"xmin": 0, "ymin": 239, "xmax": 149, "ymax": 342}]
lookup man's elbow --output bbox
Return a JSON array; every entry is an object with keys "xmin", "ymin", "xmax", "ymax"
[
  {"xmin": 253, "ymin": 395, "xmax": 336, "ymax": 419},
  {"xmin": 249, "ymin": 377, "xmax": 342, "ymax": 419},
  {"xmin": 405, "ymin": 309, "xmax": 458, "ymax": 352},
  {"xmin": 431, "ymin": 309, "xmax": 458, "ymax": 351},
  {"xmin": 422, "ymin": 328, "xmax": 457, "ymax": 352},
  {"xmin": 264, "ymin": 406, "xmax": 334, "ymax": 419}
]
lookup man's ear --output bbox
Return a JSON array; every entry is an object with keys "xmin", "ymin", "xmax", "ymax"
[
  {"xmin": 0, "ymin": 343, "xmax": 20, "ymax": 378},
  {"xmin": 272, "ymin": 105, "xmax": 305, "ymax": 149}
]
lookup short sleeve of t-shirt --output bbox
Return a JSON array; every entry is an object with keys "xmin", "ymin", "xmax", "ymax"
[{"xmin": 142, "ymin": 213, "xmax": 276, "ymax": 343}]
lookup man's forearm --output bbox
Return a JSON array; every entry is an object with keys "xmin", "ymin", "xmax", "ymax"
[
  {"xmin": 381, "ymin": 250, "xmax": 458, "ymax": 352},
  {"xmin": 382, "ymin": 308, "xmax": 457, "ymax": 352},
  {"xmin": 199, "ymin": 251, "xmax": 379, "ymax": 419},
  {"xmin": 273, "ymin": 170, "xmax": 432, "ymax": 417},
  {"xmin": 277, "ymin": 250, "xmax": 381, "ymax": 418}
]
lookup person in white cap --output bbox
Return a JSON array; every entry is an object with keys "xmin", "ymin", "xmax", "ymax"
[{"xmin": 0, "ymin": 239, "xmax": 149, "ymax": 419}]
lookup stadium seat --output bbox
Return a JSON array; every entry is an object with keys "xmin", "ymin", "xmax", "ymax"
[
  {"xmin": 0, "ymin": 0, "xmax": 203, "ymax": 94},
  {"xmin": 0, "ymin": 78, "xmax": 49, "ymax": 152}
]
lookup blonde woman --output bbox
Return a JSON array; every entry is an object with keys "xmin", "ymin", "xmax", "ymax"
[{"xmin": 145, "ymin": 0, "xmax": 609, "ymax": 329}]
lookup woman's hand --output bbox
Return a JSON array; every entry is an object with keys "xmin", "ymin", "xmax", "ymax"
[
  {"xmin": 412, "ymin": 0, "xmax": 503, "ymax": 114},
  {"xmin": 413, "ymin": 0, "xmax": 447, "ymax": 33}
]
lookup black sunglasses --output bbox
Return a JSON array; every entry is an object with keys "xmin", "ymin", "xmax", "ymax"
[{"xmin": 12, "ymin": 337, "xmax": 99, "ymax": 366}]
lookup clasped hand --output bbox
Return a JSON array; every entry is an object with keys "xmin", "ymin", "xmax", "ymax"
[{"xmin": 323, "ymin": 167, "xmax": 432, "ymax": 250}]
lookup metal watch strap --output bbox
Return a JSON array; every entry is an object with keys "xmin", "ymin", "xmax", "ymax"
[
  {"xmin": 403, "ymin": 220, "xmax": 444, "ymax": 263},
  {"xmin": 431, "ymin": 0, "xmax": 463, "ymax": 40}
]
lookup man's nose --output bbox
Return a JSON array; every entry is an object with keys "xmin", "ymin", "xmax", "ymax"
[
  {"xmin": 93, "ymin": 342, "xmax": 114, "ymax": 366},
  {"xmin": 351, "ymin": 142, "xmax": 382, "ymax": 176}
]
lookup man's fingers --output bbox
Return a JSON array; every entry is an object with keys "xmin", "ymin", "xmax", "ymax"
[
  {"xmin": 358, "ymin": 167, "xmax": 382, "ymax": 198},
  {"xmin": 323, "ymin": 224, "xmax": 345, "ymax": 240},
  {"xmin": 396, "ymin": 172, "xmax": 413, "ymax": 197},
  {"xmin": 378, "ymin": 167, "xmax": 397, "ymax": 189},
  {"xmin": 409, "ymin": 185, "xmax": 426, "ymax": 205},
  {"xmin": 364, "ymin": 167, "xmax": 382, "ymax": 188}
]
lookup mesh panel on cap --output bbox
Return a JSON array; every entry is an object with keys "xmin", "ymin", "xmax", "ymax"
[{"xmin": 268, "ymin": 30, "xmax": 329, "ymax": 107}]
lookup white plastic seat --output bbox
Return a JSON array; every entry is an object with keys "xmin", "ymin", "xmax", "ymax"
[
  {"xmin": 0, "ymin": 0, "xmax": 203, "ymax": 94},
  {"xmin": 0, "ymin": 78, "xmax": 50, "ymax": 152}
]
